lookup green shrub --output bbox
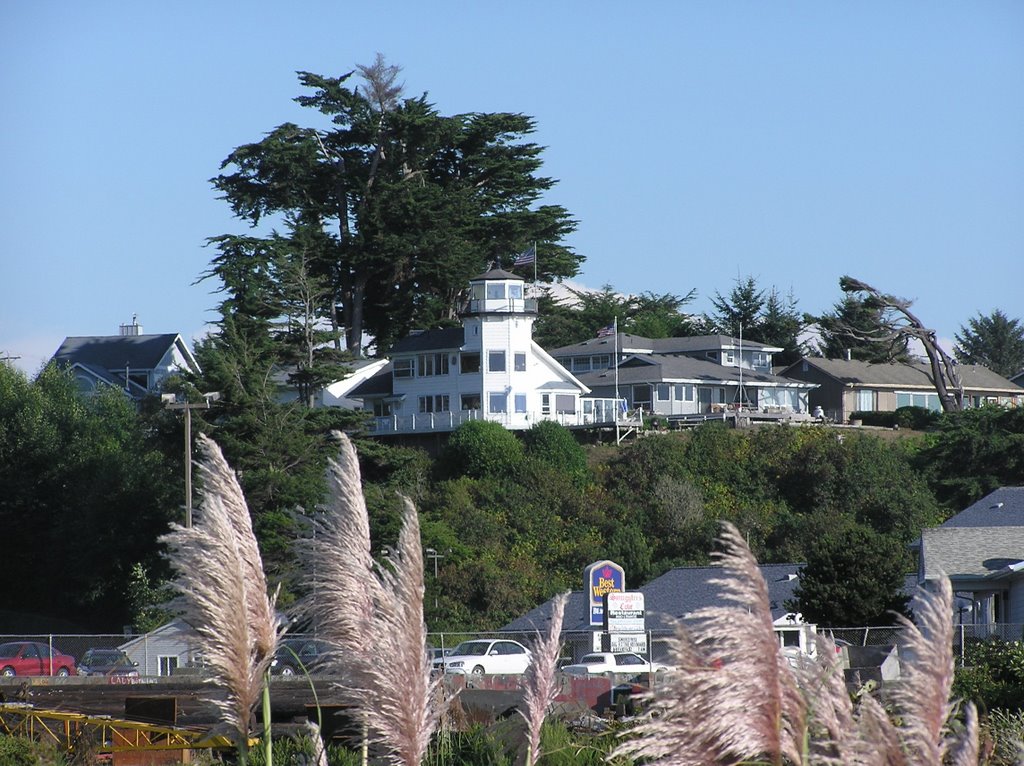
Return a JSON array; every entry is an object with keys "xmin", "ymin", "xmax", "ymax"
[
  {"xmin": 953, "ymin": 638, "xmax": 1024, "ymax": 712},
  {"xmin": 894, "ymin": 406, "xmax": 940, "ymax": 430},
  {"xmin": 443, "ymin": 421, "xmax": 524, "ymax": 479},
  {"xmin": 850, "ymin": 410, "xmax": 897, "ymax": 427},
  {"xmin": 981, "ymin": 708, "xmax": 1024, "ymax": 766},
  {"xmin": 522, "ymin": 421, "xmax": 588, "ymax": 484},
  {"xmin": 0, "ymin": 734, "xmax": 66, "ymax": 766}
]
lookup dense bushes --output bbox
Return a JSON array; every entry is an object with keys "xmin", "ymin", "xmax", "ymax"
[{"xmin": 442, "ymin": 420, "xmax": 525, "ymax": 479}]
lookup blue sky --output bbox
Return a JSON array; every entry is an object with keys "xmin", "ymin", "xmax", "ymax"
[{"xmin": 3, "ymin": 1, "xmax": 1022, "ymax": 374}]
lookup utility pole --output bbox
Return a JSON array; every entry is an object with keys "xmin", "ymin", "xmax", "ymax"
[{"xmin": 165, "ymin": 399, "xmax": 211, "ymax": 527}]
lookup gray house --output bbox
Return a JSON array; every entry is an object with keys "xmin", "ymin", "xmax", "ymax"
[
  {"xmin": 50, "ymin": 318, "xmax": 200, "ymax": 400},
  {"xmin": 119, "ymin": 619, "xmax": 203, "ymax": 677},
  {"xmin": 780, "ymin": 357, "xmax": 1024, "ymax": 423},
  {"xmin": 550, "ymin": 334, "xmax": 815, "ymax": 418},
  {"xmin": 916, "ymin": 487, "xmax": 1024, "ymax": 626}
]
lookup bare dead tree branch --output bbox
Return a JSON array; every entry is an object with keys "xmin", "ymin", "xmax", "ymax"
[{"xmin": 840, "ymin": 276, "xmax": 964, "ymax": 412}]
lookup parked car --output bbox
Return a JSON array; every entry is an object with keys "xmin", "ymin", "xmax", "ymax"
[
  {"xmin": 271, "ymin": 638, "xmax": 332, "ymax": 676},
  {"xmin": 77, "ymin": 648, "xmax": 139, "ymax": 677},
  {"xmin": 561, "ymin": 652, "xmax": 671, "ymax": 678},
  {"xmin": 440, "ymin": 639, "xmax": 531, "ymax": 676},
  {"xmin": 0, "ymin": 641, "xmax": 76, "ymax": 677},
  {"xmin": 427, "ymin": 646, "xmax": 454, "ymax": 669}
]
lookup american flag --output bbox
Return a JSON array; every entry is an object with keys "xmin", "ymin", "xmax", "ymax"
[
  {"xmin": 513, "ymin": 244, "xmax": 536, "ymax": 267},
  {"xmin": 596, "ymin": 324, "xmax": 615, "ymax": 338}
]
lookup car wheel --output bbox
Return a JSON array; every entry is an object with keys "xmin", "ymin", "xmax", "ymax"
[
  {"xmin": 56, "ymin": 667, "xmax": 71, "ymax": 678},
  {"xmin": 279, "ymin": 665, "xmax": 296, "ymax": 677},
  {"xmin": 1, "ymin": 667, "xmax": 15, "ymax": 677},
  {"xmin": 470, "ymin": 665, "xmax": 486, "ymax": 676}
]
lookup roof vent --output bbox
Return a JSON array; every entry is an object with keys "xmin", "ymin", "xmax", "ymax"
[{"xmin": 992, "ymin": 502, "xmax": 1004, "ymax": 509}]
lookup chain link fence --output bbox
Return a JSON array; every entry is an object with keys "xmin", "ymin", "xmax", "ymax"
[{"xmin": 3, "ymin": 622, "xmax": 1021, "ymax": 677}]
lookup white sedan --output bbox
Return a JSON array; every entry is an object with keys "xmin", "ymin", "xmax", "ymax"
[
  {"xmin": 441, "ymin": 639, "xmax": 532, "ymax": 676},
  {"xmin": 561, "ymin": 652, "xmax": 672, "ymax": 677}
]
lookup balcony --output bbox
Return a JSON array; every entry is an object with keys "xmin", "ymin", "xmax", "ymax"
[{"xmin": 368, "ymin": 398, "xmax": 633, "ymax": 434}]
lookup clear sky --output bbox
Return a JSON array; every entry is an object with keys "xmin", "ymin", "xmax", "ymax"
[{"xmin": 3, "ymin": 1, "xmax": 1022, "ymax": 374}]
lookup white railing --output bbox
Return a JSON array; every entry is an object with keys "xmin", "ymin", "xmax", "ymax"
[{"xmin": 369, "ymin": 398, "xmax": 632, "ymax": 434}]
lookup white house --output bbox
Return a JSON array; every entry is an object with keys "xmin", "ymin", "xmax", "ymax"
[{"xmin": 350, "ymin": 269, "xmax": 624, "ymax": 434}]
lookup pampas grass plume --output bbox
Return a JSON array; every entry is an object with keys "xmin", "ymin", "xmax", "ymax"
[
  {"xmin": 520, "ymin": 591, "xmax": 569, "ymax": 766},
  {"xmin": 159, "ymin": 434, "xmax": 281, "ymax": 752}
]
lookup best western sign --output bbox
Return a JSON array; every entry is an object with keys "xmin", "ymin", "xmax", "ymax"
[{"xmin": 584, "ymin": 560, "xmax": 625, "ymax": 627}]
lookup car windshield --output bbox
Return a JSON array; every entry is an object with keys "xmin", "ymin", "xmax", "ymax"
[
  {"xmin": 451, "ymin": 641, "xmax": 490, "ymax": 657},
  {"xmin": 87, "ymin": 651, "xmax": 123, "ymax": 664}
]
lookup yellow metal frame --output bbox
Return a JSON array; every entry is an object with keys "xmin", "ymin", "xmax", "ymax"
[{"xmin": 0, "ymin": 703, "xmax": 240, "ymax": 753}]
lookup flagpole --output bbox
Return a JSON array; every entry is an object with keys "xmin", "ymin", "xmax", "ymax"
[
  {"xmin": 614, "ymin": 315, "xmax": 620, "ymax": 443},
  {"xmin": 533, "ymin": 241, "xmax": 537, "ymax": 283}
]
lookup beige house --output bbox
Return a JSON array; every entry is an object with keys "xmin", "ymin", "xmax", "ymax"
[{"xmin": 780, "ymin": 357, "xmax": 1023, "ymax": 423}]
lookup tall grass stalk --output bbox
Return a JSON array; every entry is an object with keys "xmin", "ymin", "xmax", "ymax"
[
  {"xmin": 520, "ymin": 591, "xmax": 569, "ymax": 766},
  {"xmin": 297, "ymin": 433, "xmax": 440, "ymax": 766},
  {"xmin": 614, "ymin": 522, "xmax": 979, "ymax": 765},
  {"xmin": 160, "ymin": 435, "xmax": 282, "ymax": 765}
]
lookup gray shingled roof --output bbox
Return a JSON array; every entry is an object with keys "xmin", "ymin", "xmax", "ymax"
[
  {"xmin": 53, "ymin": 334, "xmax": 183, "ymax": 371},
  {"xmin": 920, "ymin": 526, "xmax": 1024, "ymax": 580},
  {"xmin": 785, "ymin": 357, "xmax": 1023, "ymax": 392},
  {"xmin": 549, "ymin": 334, "xmax": 780, "ymax": 357},
  {"xmin": 941, "ymin": 487, "xmax": 1024, "ymax": 528},
  {"xmin": 347, "ymin": 362, "xmax": 395, "ymax": 398},
  {"xmin": 574, "ymin": 354, "xmax": 812, "ymax": 388},
  {"xmin": 470, "ymin": 268, "xmax": 523, "ymax": 282},
  {"xmin": 388, "ymin": 327, "xmax": 465, "ymax": 354},
  {"xmin": 501, "ymin": 563, "xmax": 805, "ymax": 633}
]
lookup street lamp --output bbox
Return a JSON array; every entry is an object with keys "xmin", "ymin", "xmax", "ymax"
[{"xmin": 163, "ymin": 392, "xmax": 218, "ymax": 527}]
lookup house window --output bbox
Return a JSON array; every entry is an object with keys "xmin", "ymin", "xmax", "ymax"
[
  {"xmin": 393, "ymin": 358, "xmax": 414, "ymax": 379},
  {"xmin": 592, "ymin": 355, "xmax": 611, "ymax": 369},
  {"xmin": 724, "ymin": 351, "xmax": 735, "ymax": 364},
  {"xmin": 856, "ymin": 389, "xmax": 874, "ymax": 411},
  {"xmin": 417, "ymin": 353, "xmax": 449, "ymax": 377},
  {"xmin": 372, "ymin": 401, "xmax": 392, "ymax": 417},
  {"xmin": 488, "ymin": 351, "xmax": 506, "ymax": 372},
  {"xmin": 461, "ymin": 393, "xmax": 481, "ymax": 410},
  {"xmin": 514, "ymin": 394, "xmax": 527, "ymax": 413},
  {"xmin": 656, "ymin": 384, "xmax": 670, "ymax": 401},
  {"xmin": 158, "ymin": 656, "xmax": 179, "ymax": 677},
  {"xmin": 489, "ymin": 392, "xmax": 508, "ymax": 413},
  {"xmin": 419, "ymin": 395, "xmax": 449, "ymax": 413},
  {"xmin": 897, "ymin": 392, "xmax": 941, "ymax": 411},
  {"xmin": 541, "ymin": 394, "xmax": 551, "ymax": 415},
  {"xmin": 509, "ymin": 284, "xmax": 523, "ymax": 299},
  {"xmin": 486, "ymin": 283, "xmax": 506, "ymax": 300},
  {"xmin": 674, "ymin": 384, "xmax": 694, "ymax": 401},
  {"xmin": 705, "ymin": 352, "xmax": 718, "ymax": 361},
  {"xmin": 555, "ymin": 394, "xmax": 576, "ymax": 413},
  {"xmin": 514, "ymin": 353, "xmax": 527, "ymax": 372},
  {"xmin": 752, "ymin": 352, "xmax": 770, "ymax": 369},
  {"xmin": 633, "ymin": 384, "xmax": 652, "ymax": 408},
  {"xmin": 573, "ymin": 357, "xmax": 591, "ymax": 373},
  {"xmin": 461, "ymin": 352, "xmax": 480, "ymax": 373}
]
